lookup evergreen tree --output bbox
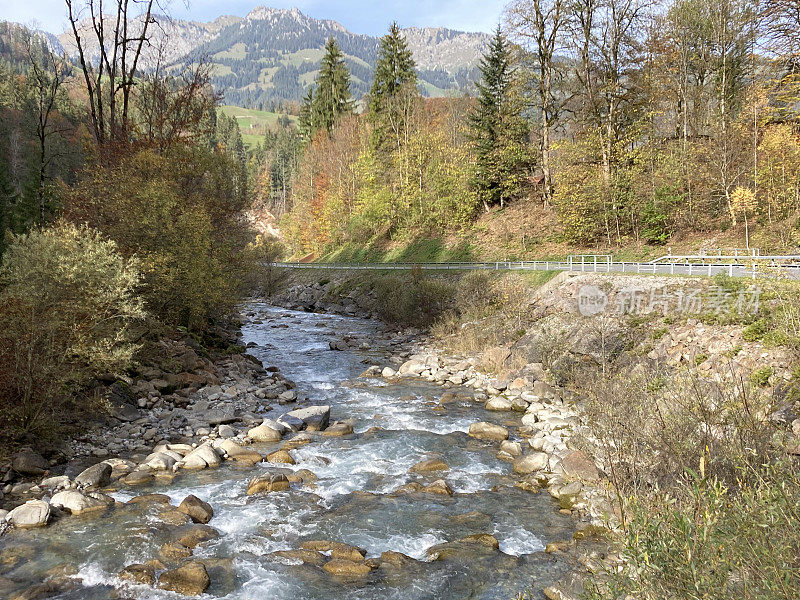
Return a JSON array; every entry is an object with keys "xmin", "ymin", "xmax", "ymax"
[
  {"xmin": 369, "ymin": 23, "xmax": 417, "ymax": 115},
  {"xmin": 300, "ymin": 37, "xmax": 353, "ymax": 139},
  {"xmin": 468, "ymin": 26, "xmax": 531, "ymax": 210},
  {"xmin": 368, "ymin": 23, "xmax": 418, "ymax": 159}
]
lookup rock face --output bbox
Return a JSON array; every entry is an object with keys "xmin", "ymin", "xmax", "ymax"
[
  {"xmin": 177, "ymin": 495, "xmax": 214, "ymax": 524},
  {"xmin": 158, "ymin": 561, "xmax": 210, "ymax": 595},
  {"xmin": 247, "ymin": 473, "xmax": 290, "ymax": 495},
  {"xmin": 6, "ymin": 499, "xmax": 50, "ymax": 528},
  {"xmin": 50, "ymin": 490, "xmax": 105, "ymax": 515},
  {"xmin": 11, "ymin": 450, "xmax": 49, "ymax": 475},
  {"xmin": 468, "ymin": 422, "xmax": 509, "ymax": 441},
  {"xmin": 283, "ymin": 405, "xmax": 330, "ymax": 431},
  {"xmin": 75, "ymin": 462, "xmax": 112, "ymax": 488}
]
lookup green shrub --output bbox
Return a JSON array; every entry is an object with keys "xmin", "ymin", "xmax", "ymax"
[
  {"xmin": 374, "ymin": 273, "xmax": 453, "ymax": 327},
  {"xmin": 749, "ymin": 366, "xmax": 774, "ymax": 386},
  {"xmin": 0, "ymin": 223, "xmax": 144, "ymax": 441},
  {"xmin": 743, "ymin": 318, "xmax": 768, "ymax": 341}
]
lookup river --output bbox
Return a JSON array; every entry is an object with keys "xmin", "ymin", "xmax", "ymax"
[{"xmin": 0, "ymin": 304, "xmax": 576, "ymax": 599}]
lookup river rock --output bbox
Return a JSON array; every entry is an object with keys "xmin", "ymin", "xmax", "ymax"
[
  {"xmin": 158, "ymin": 561, "xmax": 210, "ymax": 595},
  {"xmin": 6, "ymin": 500, "xmax": 50, "ymax": 528},
  {"xmin": 381, "ymin": 367, "xmax": 396, "ymax": 378},
  {"xmin": 500, "ymin": 440, "xmax": 523, "ymax": 457},
  {"xmin": 485, "ymin": 397, "xmax": 514, "ymax": 411},
  {"xmin": 247, "ymin": 422, "xmax": 283, "ymax": 442},
  {"xmin": 11, "ymin": 450, "xmax": 48, "ymax": 476},
  {"xmin": 423, "ymin": 479, "xmax": 454, "ymax": 496},
  {"xmin": 468, "ymin": 422, "xmax": 509, "ymax": 441},
  {"xmin": 180, "ymin": 444, "xmax": 221, "ymax": 470},
  {"xmin": 50, "ymin": 491, "xmax": 105, "ymax": 515},
  {"xmin": 561, "ymin": 450, "xmax": 601, "ymax": 481},
  {"xmin": 119, "ymin": 563, "xmax": 156, "ymax": 585},
  {"xmin": 178, "ymin": 495, "xmax": 214, "ymax": 524},
  {"xmin": 322, "ymin": 422, "xmax": 354, "ymax": 436},
  {"xmin": 323, "ymin": 559, "xmax": 372, "ymax": 577},
  {"xmin": 272, "ymin": 549, "xmax": 326, "ymax": 566},
  {"xmin": 380, "ymin": 551, "xmax": 415, "ymax": 568},
  {"xmin": 410, "ymin": 458, "xmax": 449, "ymax": 472},
  {"xmin": 247, "ymin": 473, "xmax": 290, "ymax": 495},
  {"xmin": 74, "ymin": 462, "xmax": 112, "ymax": 489},
  {"xmin": 144, "ymin": 452, "xmax": 178, "ymax": 471},
  {"xmin": 40, "ymin": 475, "xmax": 70, "ymax": 490},
  {"xmin": 301, "ymin": 540, "xmax": 367, "ymax": 558},
  {"xmin": 124, "ymin": 470, "xmax": 155, "ymax": 486},
  {"xmin": 160, "ymin": 541, "xmax": 193, "ymax": 561},
  {"xmin": 176, "ymin": 524, "xmax": 220, "ymax": 548},
  {"xmin": 266, "ymin": 450, "xmax": 295, "ymax": 464},
  {"xmin": 218, "ymin": 424, "xmax": 238, "ymax": 438},
  {"xmin": 461, "ymin": 534, "xmax": 500, "ymax": 549},
  {"xmin": 283, "ymin": 405, "xmax": 331, "ymax": 431},
  {"xmin": 513, "ymin": 452, "xmax": 549, "ymax": 474}
]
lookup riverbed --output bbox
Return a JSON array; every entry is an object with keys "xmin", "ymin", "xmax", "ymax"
[{"xmin": 0, "ymin": 305, "xmax": 577, "ymax": 599}]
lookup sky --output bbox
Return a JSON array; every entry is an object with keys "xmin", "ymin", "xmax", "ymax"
[{"xmin": 2, "ymin": 0, "xmax": 507, "ymax": 36}]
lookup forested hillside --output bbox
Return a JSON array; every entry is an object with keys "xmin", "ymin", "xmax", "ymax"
[{"xmin": 276, "ymin": 0, "xmax": 800, "ymax": 261}]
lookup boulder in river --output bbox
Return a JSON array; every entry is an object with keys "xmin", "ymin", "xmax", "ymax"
[
  {"xmin": 485, "ymin": 397, "xmax": 514, "ymax": 412},
  {"xmin": 50, "ymin": 490, "xmax": 106, "ymax": 515},
  {"xmin": 513, "ymin": 452, "xmax": 549, "ymax": 474},
  {"xmin": 283, "ymin": 405, "xmax": 330, "ymax": 431},
  {"xmin": 266, "ymin": 450, "xmax": 295, "ymax": 465},
  {"xmin": 409, "ymin": 458, "xmax": 449, "ymax": 473},
  {"xmin": 177, "ymin": 495, "xmax": 214, "ymax": 524},
  {"xmin": 247, "ymin": 473, "xmax": 290, "ymax": 495},
  {"xmin": 179, "ymin": 444, "xmax": 221, "ymax": 470},
  {"xmin": 247, "ymin": 422, "xmax": 283, "ymax": 443},
  {"xmin": 468, "ymin": 422, "xmax": 509, "ymax": 441},
  {"xmin": 74, "ymin": 462, "xmax": 112, "ymax": 489},
  {"xmin": 158, "ymin": 561, "xmax": 210, "ymax": 595},
  {"xmin": 119, "ymin": 563, "xmax": 156, "ymax": 585},
  {"xmin": 5, "ymin": 499, "xmax": 50, "ymax": 528},
  {"xmin": 11, "ymin": 450, "xmax": 48, "ymax": 476},
  {"xmin": 176, "ymin": 524, "xmax": 220, "ymax": 548},
  {"xmin": 323, "ymin": 559, "xmax": 372, "ymax": 577},
  {"xmin": 422, "ymin": 479, "xmax": 454, "ymax": 496},
  {"xmin": 321, "ymin": 421, "xmax": 354, "ymax": 437}
]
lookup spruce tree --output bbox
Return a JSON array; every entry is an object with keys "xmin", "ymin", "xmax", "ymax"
[
  {"xmin": 298, "ymin": 88, "xmax": 315, "ymax": 140},
  {"xmin": 369, "ymin": 22, "xmax": 417, "ymax": 115},
  {"xmin": 303, "ymin": 37, "xmax": 353, "ymax": 137},
  {"xmin": 368, "ymin": 23, "xmax": 418, "ymax": 158},
  {"xmin": 468, "ymin": 26, "xmax": 531, "ymax": 210}
]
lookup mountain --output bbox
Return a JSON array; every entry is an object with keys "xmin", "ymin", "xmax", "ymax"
[{"xmin": 57, "ymin": 6, "xmax": 489, "ymax": 107}]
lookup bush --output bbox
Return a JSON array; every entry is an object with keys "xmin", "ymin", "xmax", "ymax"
[
  {"xmin": 374, "ymin": 272, "xmax": 453, "ymax": 327},
  {"xmin": 0, "ymin": 223, "xmax": 144, "ymax": 441},
  {"xmin": 589, "ymin": 462, "xmax": 800, "ymax": 600},
  {"xmin": 66, "ymin": 145, "xmax": 252, "ymax": 331}
]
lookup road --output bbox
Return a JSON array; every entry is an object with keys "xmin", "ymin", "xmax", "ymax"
[{"xmin": 272, "ymin": 259, "xmax": 800, "ymax": 279}]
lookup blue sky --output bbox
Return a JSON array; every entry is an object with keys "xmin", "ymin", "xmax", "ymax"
[{"xmin": 4, "ymin": 1, "xmax": 506, "ymax": 35}]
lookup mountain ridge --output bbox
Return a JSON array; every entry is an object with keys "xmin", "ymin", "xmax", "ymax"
[{"xmin": 53, "ymin": 5, "xmax": 489, "ymax": 107}]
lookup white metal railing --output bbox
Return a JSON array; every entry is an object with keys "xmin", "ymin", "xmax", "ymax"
[{"xmin": 271, "ymin": 259, "xmax": 800, "ymax": 279}]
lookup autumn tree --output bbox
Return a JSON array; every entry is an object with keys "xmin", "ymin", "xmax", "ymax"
[{"xmin": 505, "ymin": 0, "xmax": 569, "ymax": 202}]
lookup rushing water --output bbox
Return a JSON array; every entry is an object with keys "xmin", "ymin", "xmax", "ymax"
[{"xmin": 0, "ymin": 305, "xmax": 576, "ymax": 599}]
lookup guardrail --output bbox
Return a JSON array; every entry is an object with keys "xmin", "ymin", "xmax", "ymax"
[{"xmin": 271, "ymin": 260, "xmax": 800, "ymax": 279}]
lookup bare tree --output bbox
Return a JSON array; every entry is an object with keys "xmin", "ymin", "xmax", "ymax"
[
  {"xmin": 23, "ymin": 32, "xmax": 71, "ymax": 224},
  {"xmin": 505, "ymin": 0, "xmax": 569, "ymax": 203},
  {"xmin": 65, "ymin": 0, "xmax": 157, "ymax": 146}
]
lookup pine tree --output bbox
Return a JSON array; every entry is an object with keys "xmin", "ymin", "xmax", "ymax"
[
  {"xmin": 301, "ymin": 37, "xmax": 353, "ymax": 138},
  {"xmin": 368, "ymin": 23, "xmax": 418, "ymax": 163},
  {"xmin": 369, "ymin": 23, "xmax": 417, "ymax": 115},
  {"xmin": 468, "ymin": 26, "xmax": 531, "ymax": 210}
]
